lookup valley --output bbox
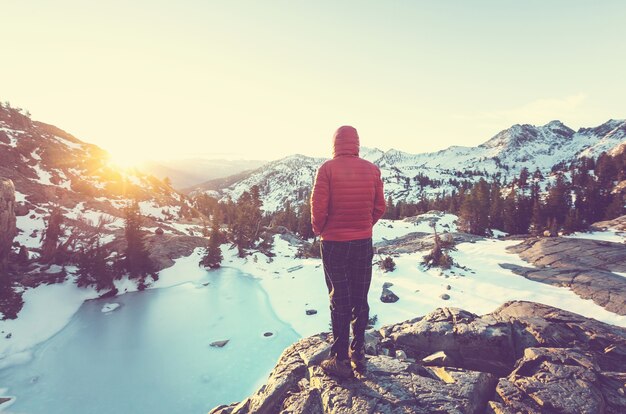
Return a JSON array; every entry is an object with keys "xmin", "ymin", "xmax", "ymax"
[{"xmin": 1, "ymin": 103, "xmax": 625, "ymax": 413}]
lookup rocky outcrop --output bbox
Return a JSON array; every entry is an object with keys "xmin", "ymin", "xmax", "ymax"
[
  {"xmin": 504, "ymin": 237, "xmax": 626, "ymax": 315},
  {"xmin": 0, "ymin": 178, "xmax": 17, "ymax": 276},
  {"xmin": 593, "ymin": 214, "xmax": 626, "ymax": 232},
  {"xmin": 376, "ymin": 232, "xmax": 482, "ymax": 255},
  {"xmin": 144, "ymin": 233, "xmax": 208, "ymax": 271},
  {"xmin": 208, "ymin": 301, "xmax": 626, "ymax": 414},
  {"xmin": 108, "ymin": 233, "xmax": 208, "ymax": 272}
]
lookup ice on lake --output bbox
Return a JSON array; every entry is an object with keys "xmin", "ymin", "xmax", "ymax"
[{"xmin": 0, "ymin": 268, "xmax": 299, "ymax": 414}]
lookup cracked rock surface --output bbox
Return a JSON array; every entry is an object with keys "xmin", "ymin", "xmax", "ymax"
[
  {"xmin": 208, "ymin": 301, "xmax": 626, "ymax": 414},
  {"xmin": 503, "ymin": 237, "xmax": 626, "ymax": 315}
]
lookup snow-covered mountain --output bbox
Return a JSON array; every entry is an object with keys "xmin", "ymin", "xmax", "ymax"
[
  {"xmin": 0, "ymin": 103, "xmax": 200, "ymax": 254},
  {"xmin": 189, "ymin": 119, "xmax": 626, "ymax": 211}
]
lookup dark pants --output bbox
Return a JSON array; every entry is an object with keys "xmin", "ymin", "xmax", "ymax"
[{"xmin": 321, "ymin": 238, "xmax": 373, "ymax": 360}]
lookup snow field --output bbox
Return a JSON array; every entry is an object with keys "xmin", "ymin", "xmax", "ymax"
[
  {"xmin": 2, "ymin": 216, "xmax": 626, "ymax": 390},
  {"xmin": 222, "ymin": 225, "xmax": 626, "ymax": 341}
]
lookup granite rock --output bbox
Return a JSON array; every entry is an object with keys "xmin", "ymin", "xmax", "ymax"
[{"xmin": 208, "ymin": 301, "xmax": 626, "ymax": 413}]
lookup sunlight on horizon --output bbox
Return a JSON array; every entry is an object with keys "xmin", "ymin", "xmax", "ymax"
[{"xmin": 1, "ymin": 1, "xmax": 625, "ymax": 160}]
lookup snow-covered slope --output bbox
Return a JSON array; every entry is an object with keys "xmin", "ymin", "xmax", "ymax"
[
  {"xmin": 191, "ymin": 119, "xmax": 626, "ymax": 211},
  {"xmin": 192, "ymin": 154, "xmax": 326, "ymax": 211},
  {"xmin": 0, "ymin": 103, "xmax": 200, "ymax": 255}
]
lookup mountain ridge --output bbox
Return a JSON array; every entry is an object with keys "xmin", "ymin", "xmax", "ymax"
[
  {"xmin": 189, "ymin": 119, "xmax": 626, "ymax": 211},
  {"xmin": 0, "ymin": 102, "xmax": 207, "ymax": 265}
]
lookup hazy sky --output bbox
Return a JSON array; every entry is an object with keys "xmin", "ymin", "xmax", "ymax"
[{"xmin": 1, "ymin": 1, "xmax": 625, "ymax": 162}]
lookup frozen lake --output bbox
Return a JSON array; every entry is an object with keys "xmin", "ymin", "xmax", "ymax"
[{"xmin": 0, "ymin": 268, "xmax": 300, "ymax": 414}]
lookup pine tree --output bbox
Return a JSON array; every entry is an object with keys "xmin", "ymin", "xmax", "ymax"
[
  {"xmin": 530, "ymin": 199, "xmax": 544, "ymax": 235},
  {"xmin": 384, "ymin": 196, "xmax": 397, "ymax": 219},
  {"xmin": 280, "ymin": 201, "xmax": 298, "ymax": 231},
  {"xmin": 517, "ymin": 193, "xmax": 533, "ymax": 234},
  {"xmin": 296, "ymin": 202, "xmax": 314, "ymax": 239},
  {"xmin": 232, "ymin": 190, "xmax": 263, "ymax": 257},
  {"xmin": 200, "ymin": 221, "xmax": 223, "ymax": 269},
  {"xmin": 488, "ymin": 181, "xmax": 504, "ymax": 231},
  {"xmin": 518, "ymin": 167, "xmax": 530, "ymax": 191},
  {"xmin": 545, "ymin": 174, "xmax": 570, "ymax": 226},
  {"xmin": 250, "ymin": 185, "xmax": 263, "ymax": 209},
  {"xmin": 595, "ymin": 152, "xmax": 616, "ymax": 188},
  {"xmin": 502, "ymin": 188, "xmax": 518, "ymax": 234},
  {"xmin": 40, "ymin": 206, "xmax": 63, "ymax": 264},
  {"xmin": 563, "ymin": 209, "xmax": 583, "ymax": 234},
  {"xmin": 604, "ymin": 193, "xmax": 624, "ymax": 220},
  {"xmin": 76, "ymin": 239, "xmax": 114, "ymax": 290},
  {"xmin": 123, "ymin": 202, "xmax": 155, "ymax": 279},
  {"xmin": 459, "ymin": 179, "xmax": 490, "ymax": 235}
]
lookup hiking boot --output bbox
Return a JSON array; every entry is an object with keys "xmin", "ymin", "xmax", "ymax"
[
  {"xmin": 350, "ymin": 351, "xmax": 367, "ymax": 376},
  {"xmin": 320, "ymin": 355, "xmax": 353, "ymax": 379}
]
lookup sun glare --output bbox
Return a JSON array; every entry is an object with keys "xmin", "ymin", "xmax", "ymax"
[{"xmin": 107, "ymin": 151, "xmax": 145, "ymax": 170}]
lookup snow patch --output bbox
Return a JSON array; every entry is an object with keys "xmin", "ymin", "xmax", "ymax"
[
  {"xmin": 15, "ymin": 213, "xmax": 46, "ymax": 249},
  {"xmin": 52, "ymin": 135, "xmax": 82, "ymax": 150},
  {"xmin": 565, "ymin": 230, "xmax": 625, "ymax": 243},
  {"xmin": 13, "ymin": 191, "xmax": 26, "ymax": 203},
  {"xmin": 31, "ymin": 164, "xmax": 54, "ymax": 186}
]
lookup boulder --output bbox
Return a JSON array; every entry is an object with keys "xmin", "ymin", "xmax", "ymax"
[
  {"xmin": 14, "ymin": 202, "xmax": 29, "ymax": 216},
  {"xmin": 208, "ymin": 301, "xmax": 626, "ymax": 413},
  {"xmin": 108, "ymin": 233, "xmax": 209, "ymax": 272},
  {"xmin": 380, "ymin": 286, "xmax": 399, "ymax": 303}
]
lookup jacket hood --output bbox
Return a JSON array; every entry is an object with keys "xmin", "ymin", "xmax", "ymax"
[{"xmin": 332, "ymin": 125, "xmax": 359, "ymax": 158}]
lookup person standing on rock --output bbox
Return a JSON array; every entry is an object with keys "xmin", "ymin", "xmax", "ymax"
[{"xmin": 310, "ymin": 125, "xmax": 386, "ymax": 378}]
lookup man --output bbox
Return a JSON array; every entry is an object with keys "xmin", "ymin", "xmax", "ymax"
[{"xmin": 310, "ymin": 125, "xmax": 386, "ymax": 378}]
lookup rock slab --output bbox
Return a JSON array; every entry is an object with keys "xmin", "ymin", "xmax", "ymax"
[
  {"xmin": 208, "ymin": 301, "xmax": 626, "ymax": 413},
  {"xmin": 504, "ymin": 237, "xmax": 626, "ymax": 315}
]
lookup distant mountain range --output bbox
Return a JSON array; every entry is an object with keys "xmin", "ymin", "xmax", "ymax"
[
  {"xmin": 188, "ymin": 119, "xmax": 626, "ymax": 211},
  {"xmin": 2, "ymin": 99, "xmax": 624, "ymax": 219},
  {"xmin": 139, "ymin": 158, "xmax": 266, "ymax": 189}
]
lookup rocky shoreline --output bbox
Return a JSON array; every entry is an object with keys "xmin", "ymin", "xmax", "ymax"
[{"xmin": 209, "ymin": 301, "xmax": 626, "ymax": 414}]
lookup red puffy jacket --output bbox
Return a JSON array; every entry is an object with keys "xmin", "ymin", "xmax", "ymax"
[{"xmin": 310, "ymin": 126, "xmax": 386, "ymax": 241}]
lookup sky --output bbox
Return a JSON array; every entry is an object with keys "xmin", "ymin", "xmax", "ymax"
[{"xmin": 1, "ymin": 0, "xmax": 625, "ymax": 163}]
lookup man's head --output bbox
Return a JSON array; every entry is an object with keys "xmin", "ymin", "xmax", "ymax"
[{"xmin": 333, "ymin": 125, "xmax": 359, "ymax": 158}]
